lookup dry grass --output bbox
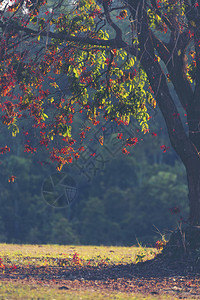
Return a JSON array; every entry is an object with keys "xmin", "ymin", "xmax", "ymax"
[
  {"xmin": 0, "ymin": 244, "xmax": 183, "ymax": 300},
  {"xmin": 0, "ymin": 243, "xmax": 157, "ymax": 267}
]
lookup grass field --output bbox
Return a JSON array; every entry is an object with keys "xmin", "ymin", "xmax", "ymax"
[
  {"xmin": 0, "ymin": 281, "xmax": 172, "ymax": 300},
  {"xmin": 0, "ymin": 244, "xmax": 199, "ymax": 299},
  {"xmin": 0, "ymin": 243, "xmax": 157, "ymax": 266}
]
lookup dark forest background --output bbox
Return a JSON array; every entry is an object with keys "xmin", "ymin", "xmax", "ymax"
[{"xmin": 0, "ymin": 100, "xmax": 189, "ymax": 246}]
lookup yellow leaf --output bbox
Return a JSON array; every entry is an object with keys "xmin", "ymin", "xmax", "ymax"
[
  {"xmin": 49, "ymin": 97, "xmax": 54, "ymax": 103},
  {"xmin": 190, "ymin": 21, "xmax": 196, "ymax": 27},
  {"xmin": 99, "ymin": 136, "xmax": 104, "ymax": 146},
  {"xmin": 50, "ymin": 82, "xmax": 59, "ymax": 88},
  {"xmin": 38, "ymin": 35, "xmax": 41, "ymax": 41},
  {"xmin": 178, "ymin": 50, "xmax": 181, "ymax": 56}
]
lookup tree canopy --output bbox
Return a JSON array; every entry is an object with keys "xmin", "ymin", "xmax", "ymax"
[{"xmin": 0, "ymin": 0, "xmax": 200, "ymax": 226}]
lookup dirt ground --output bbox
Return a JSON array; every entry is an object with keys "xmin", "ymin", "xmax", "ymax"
[{"xmin": 1, "ymin": 255, "xmax": 200, "ymax": 299}]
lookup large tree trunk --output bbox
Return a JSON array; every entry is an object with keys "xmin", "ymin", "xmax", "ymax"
[
  {"xmin": 186, "ymin": 161, "xmax": 200, "ymax": 225},
  {"xmin": 129, "ymin": 0, "xmax": 200, "ymax": 237},
  {"xmin": 161, "ymin": 160, "xmax": 200, "ymax": 261},
  {"xmin": 187, "ymin": 107, "xmax": 200, "ymax": 225},
  {"xmin": 126, "ymin": 0, "xmax": 200, "ymax": 262}
]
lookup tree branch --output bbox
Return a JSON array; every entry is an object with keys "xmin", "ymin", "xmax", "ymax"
[
  {"xmin": 102, "ymin": 1, "xmax": 124, "ymax": 41},
  {"xmin": 128, "ymin": 0, "xmax": 199, "ymax": 165},
  {"xmin": 193, "ymin": 17, "xmax": 200, "ymax": 106},
  {"xmin": 0, "ymin": 20, "xmax": 129, "ymax": 51},
  {"xmin": 166, "ymin": 32, "xmax": 193, "ymax": 109}
]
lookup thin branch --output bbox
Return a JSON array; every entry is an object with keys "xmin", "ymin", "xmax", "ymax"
[
  {"xmin": 102, "ymin": 0, "xmax": 124, "ymax": 41},
  {"xmin": 150, "ymin": 0, "xmax": 175, "ymax": 32}
]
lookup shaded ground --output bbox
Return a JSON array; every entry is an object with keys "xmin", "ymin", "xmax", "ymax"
[{"xmin": 1, "ymin": 255, "xmax": 200, "ymax": 299}]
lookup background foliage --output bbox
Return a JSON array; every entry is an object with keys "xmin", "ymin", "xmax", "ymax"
[{"xmin": 0, "ymin": 108, "xmax": 188, "ymax": 245}]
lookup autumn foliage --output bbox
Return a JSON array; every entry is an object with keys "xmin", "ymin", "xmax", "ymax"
[
  {"xmin": 0, "ymin": 0, "xmax": 200, "ymax": 226},
  {"xmin": 0, "ymin": 0, "xmax": 156, "ymax": 172}
]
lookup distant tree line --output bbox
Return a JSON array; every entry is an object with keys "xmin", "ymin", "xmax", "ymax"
[{"xmin": 0, "ymin": 113, "xmax": 188, "ymax": 245}]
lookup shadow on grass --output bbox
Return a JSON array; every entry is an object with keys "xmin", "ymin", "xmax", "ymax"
[{"xmin": 2, "ymin": 254, "xmax": 200, "ymax": 282}]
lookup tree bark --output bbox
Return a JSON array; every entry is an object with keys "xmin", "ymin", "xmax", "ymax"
[
  {"xmin": 187, "ymin": 108, "xmax": 200, "ymax": 155},
  {"xmin": 186, "ymin": 162, "xmax": 200, "ymax": 225},
  {"xmin": 130, "ymin": 0, "xmax": 200, "ymax": 227}
]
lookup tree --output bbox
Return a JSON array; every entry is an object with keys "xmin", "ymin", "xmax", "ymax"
[{"xmin": 0, "ymin": 0, "xmax": 200, "ymax": 251}]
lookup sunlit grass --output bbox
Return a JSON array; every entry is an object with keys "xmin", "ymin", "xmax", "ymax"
[
  {"xmin": 0, "ymin": 244, "xmax": 158, "ymax": 267},
  {"xmin": 0, "ymin": 281, "xmax": 173, "ymax": 300},
  {"xmin": 0, "ymin": 244, "xmax": 170, "ymax": 299}
]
